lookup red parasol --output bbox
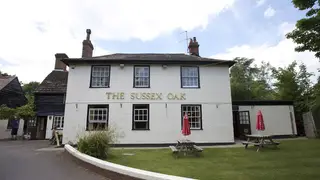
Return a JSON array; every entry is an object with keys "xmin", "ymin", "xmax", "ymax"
[
  {"xmin": 256, "ymin": 110, "xmax": 265, "ymax": 131},
  {"xmin": 182, "ymin": 113, "xmax": 191, "ymax": 136}
]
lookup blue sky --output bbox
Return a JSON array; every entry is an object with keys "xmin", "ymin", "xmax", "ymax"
[
  {"xmin": 0, "ymin": 0, "xmax": 318, "ymax": 83},
  {"xmin": 95, "ymin": 0, "xmax": 306, "ymax": 56}
]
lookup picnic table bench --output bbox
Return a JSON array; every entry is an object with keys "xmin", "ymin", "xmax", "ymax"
[
  {"xmin": 169, "ymin": 139, "xmax": 203, "ymax": 157},
  {"xmin": 242, "ymin": 134, "xmax": 280, "ymax": 152}
]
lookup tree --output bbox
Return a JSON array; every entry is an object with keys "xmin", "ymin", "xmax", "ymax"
[
  {"xmin": 0, "ymin": 81, "xmax": 38, "ymax": 120},
  {"xmin": 0, "ymin": 96, "xmax": 35, "ymax": 120},
  {"xmin": 230, "ymin": 57, "xmax": 258, "ymax": 100},
  {"xmin": 230, "ymin": 58, "xmax": 275, "ymax": 100},
  {"xmin": 286, "ymin": 0, "xmax": 320, "ymax": 58},
  {"xmin": 22, "ymin": 81, "xmax": 40, "ymax": 97},
  {"xmin": 252, "ymin": 61, "xmax": 275, "ymax": 100},
  {"xmin": 0, "ymin": 70, "xmax": 9, "ymax": 76}
]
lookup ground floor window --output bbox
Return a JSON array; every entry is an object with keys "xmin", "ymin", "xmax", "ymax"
[
  {"xmin": 132, "ymin": 104, "xmax": 149, "ymax": 130},
  {"xmin": 181, "ymin": 104, "xmax": 202, "ymax": 130},
  {"xmin": 87, "ymin": 105, "xmax": 109, "ymax": 130},
  {"xmin": 53, "ymin": 116, "xmax": 64, "ymax": 129}
]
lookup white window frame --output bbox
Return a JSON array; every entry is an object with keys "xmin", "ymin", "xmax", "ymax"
[
  {"xmin": 53, "ymin": 116, "xmax": 64, "ymax": 129},
  {"xmin": 181, "ymin": 105, "xmax": 202, "ymax": 130},
  {"xmin": 132, "ymin": 104, "xmax": 149, "ymax": 130},
  {"xmin": 134, "ymin": 66, "xmax": 150, "ymax": 88},
  {"xmin": 181, "ymin": 66, "xmax": 200, "ymax": 88},
  {"xmin": 90, "ymin": 66, "xmax": 110, "ymax": 88},
  {"xmin": 87, "ymin": 105, "xmax": 108, "ymax": 130}
]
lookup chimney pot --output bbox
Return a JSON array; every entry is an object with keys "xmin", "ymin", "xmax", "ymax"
[{"xmin": 82, "ymin": 29, "xmax": 94, "ymax": 58}]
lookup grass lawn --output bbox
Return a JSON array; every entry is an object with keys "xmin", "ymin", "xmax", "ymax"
[{"xmin": 107, "ymin": 139, "xmax": 320, "ymax": 180}]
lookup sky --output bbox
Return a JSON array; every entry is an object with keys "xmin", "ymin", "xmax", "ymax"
[{"xmin": 0, "ymin": 0, "xmax": 319, "ymax": 84}]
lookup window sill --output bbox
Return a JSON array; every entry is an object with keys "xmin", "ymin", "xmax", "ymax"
[
  {"xmin": 133, "ymin": 86, "xmax": 150, "ymax": 88},
  {"xmin": 190, "ymin": 128, "xmax": 203, "ymax": 131},
  {"xmin": 89, "ymin": 86, "xmax": 110, "ymax": 88},
  {"xmin": 181, "ymin": 86, "xmax": 200, "ymax": 89},
  {"xmin": 132, "ymin": 129, "xmax": 150, "ymax": 131}
]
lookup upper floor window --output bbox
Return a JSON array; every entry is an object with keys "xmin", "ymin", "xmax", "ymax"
[
  {"xmin": 181, "ymin": 66, "xmax": 200, "ymax": 88},
  {"xmin": 90, "ymin": 66, "xmax": 110, "ymax": 88},
  {"xmin": 134, "ymin": 66, "xmax": 150, "ymax": 88}
]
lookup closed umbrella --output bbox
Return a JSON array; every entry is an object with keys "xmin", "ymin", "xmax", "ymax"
[
  {"xmin": 256, "ymin": 110, "xmax": 265, "ymax": 134},
  {"xmin": 182, "ymin": 113, "xmax": 191, "ymax": 136}
]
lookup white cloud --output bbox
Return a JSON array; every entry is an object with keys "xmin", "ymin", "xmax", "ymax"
[
  {"xmin": 256, "ymin": 0, "xmax": 266, "ymax": 7},
  {"xmin": 0, "ymin": 0, "xmax": 236, "ymax": 83},
  {"xmin": 213, "ymin": 22, "xmax": 319, "ymax": 83},
  {"xmin": 264, "ymin": 6, "xmax": 276, "ymax": 18}
]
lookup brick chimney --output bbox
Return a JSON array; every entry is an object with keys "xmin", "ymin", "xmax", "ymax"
[
  {"xmin": 188, "ymin": 37, "xmax": 200, "ymax": 56},
  {"xmin": 82, "ymin": 29, "xmax": 94, "ymax": 58},
  {"xmin": 54, "ymin": 53, "xmax": 68, "ymax": 71}
]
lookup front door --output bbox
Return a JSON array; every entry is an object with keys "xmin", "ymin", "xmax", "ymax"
[
  {"xmin": 27, "ymin": 119, "xmax": 37, "ymax": 140},
  {"xmin": 36, "ymin": 117, "xmax": 47, "ymax": 139},
  {"xmin": 238, "ymin": 111, "xmax": 251, "ymax": 139}
]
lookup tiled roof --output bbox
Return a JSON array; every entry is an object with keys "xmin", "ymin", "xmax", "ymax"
[
  {"xmin": 0, "ymin": 75, "xmax": 16, "ymax": 91},
  {"xmin": 35, "ymin": 70, "xmax": 68, "ymax": 94},
  {"xmin": 62, "ymin": 53, "xmax": 236, "ymax": 67}
]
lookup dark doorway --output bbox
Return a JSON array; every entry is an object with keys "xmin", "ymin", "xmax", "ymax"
[
  {"xmin": 238, "ymin": 111, "xmax": 252, "ymax": 139},
  {"xmin": 233, "ymin": 110, "xmax": 252, "ymax": 140},
  {"xmin": 27, "ymin": 119, "xmax": 37, "ymax": 140},
  {"xmin": 36, "ymin": 116, "xmax": 47, "ymax": 139},
  {"xmin": 233, "ymin": 111, "xmax": 240, "ymax": 138}
]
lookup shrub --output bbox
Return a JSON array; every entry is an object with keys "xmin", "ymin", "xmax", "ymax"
[{"xmin": 77, "ymin": 127, "xmax": 119, "ymax": 159}]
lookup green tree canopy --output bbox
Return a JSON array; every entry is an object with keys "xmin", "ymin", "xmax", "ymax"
[
  {"xmin": 286, "ymin": 0, "xmax": 320, "ymax": 58},
  {"xmin": 230, "ymin": 57, "xmax": 275, "ymax": 100},
  {"xmin": 22, "ymin": 81, "xmax": 40, "ymax": 97}
]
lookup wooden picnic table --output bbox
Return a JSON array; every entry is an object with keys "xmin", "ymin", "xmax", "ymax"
[
  {"xmin": 169, "ymin": 139, "xmax": 203, "ymax": 157},
  {"xmin": 242, "ymin": 134, "xmax": 280, "ymax": 152}
]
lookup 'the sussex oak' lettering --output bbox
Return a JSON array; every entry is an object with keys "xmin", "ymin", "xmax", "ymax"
[{"xmin": 105, "ymin": 92, "xmax": 186, "ymax": 100}]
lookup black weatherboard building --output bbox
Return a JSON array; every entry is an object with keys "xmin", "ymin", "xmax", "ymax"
[
  {"xmin": 32, "ymin": 53, "xmax": 68, "ymax": 140},
  {"xmin": 0, "ymin": 74, "xmax": 27, "ymax": 137}
]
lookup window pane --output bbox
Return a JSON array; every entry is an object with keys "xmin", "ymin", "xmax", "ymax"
[
  {"xmin": 91, "ymin": 66, "xmax": 110, "ymax": 87},
  {"xmin": 182, "ymin": 105, "xmax": 201, "ymax": 129},
  {"xmin": 134, "ymin": 122, "xmax": 148, "ymax": 129},
  {"xmin": 134, "ymin": 67, "xmax": 149, "ymax": 87},
  {"xmin": 181, "ymin": 67, "xmax": 199, "ymax": 87},
  {"xmin": 133, "ymin": 105, "xmax": 149, "ymax": 129}
]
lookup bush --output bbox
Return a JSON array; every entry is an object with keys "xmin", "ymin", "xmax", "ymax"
[{"xmin": 77, "ymin": 128, "xmax": 118, "ymax": 159}]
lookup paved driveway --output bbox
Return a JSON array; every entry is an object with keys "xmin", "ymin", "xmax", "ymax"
[{"xmin": 0, "ymin": 140, "xmax": 109, "ymax": 180}]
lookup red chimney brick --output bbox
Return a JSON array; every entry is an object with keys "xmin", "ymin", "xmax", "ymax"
[
  {"xmin": 82, "ymin": 29, "xmax": 94, "ymax": 58},
  {"xmin": 55, "ymin": 53, "xmax": 68, "ymax": 71},
  {"xmin": 188, "ymin": 37, "xmax": 200, "ymax": 56}
]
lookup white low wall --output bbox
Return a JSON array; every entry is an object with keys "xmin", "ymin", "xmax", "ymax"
[
  {"xmin": 0, "ymin": 119, "xmax": 24, "ymax": 139},
  {"xmin": 64, "ymin": 144, "xmax": 196, "ymax": 180}
]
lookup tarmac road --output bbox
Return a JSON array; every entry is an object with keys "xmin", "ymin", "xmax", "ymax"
[{"xmin": 0, "ymin": 140, "xmax": 109, "ymax": 180}]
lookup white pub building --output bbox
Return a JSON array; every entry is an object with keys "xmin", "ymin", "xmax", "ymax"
[{"xmin": 59, "ymin": 29, "xmax": 297, "ymax": 146}]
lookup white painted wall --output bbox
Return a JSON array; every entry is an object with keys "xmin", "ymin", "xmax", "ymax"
[
  {"xmin": 238, "ymin": 105, "xmax": 297, "ymax": 136},
  {"xmin": 63, "ymin": 64, "xmax": 234, "ymax": 144},
  {"xmin": 0, "ymin": 119, "xmax": 25, "ymax": 139}
]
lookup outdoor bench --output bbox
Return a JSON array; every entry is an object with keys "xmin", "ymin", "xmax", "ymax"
[
  {"xmin": 169, "ymin": 145, "xmax": 178, "ymax": 153},
  {"xmin": 193, "ymin": 145, "xmax": 203, "ymax": 152}
]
